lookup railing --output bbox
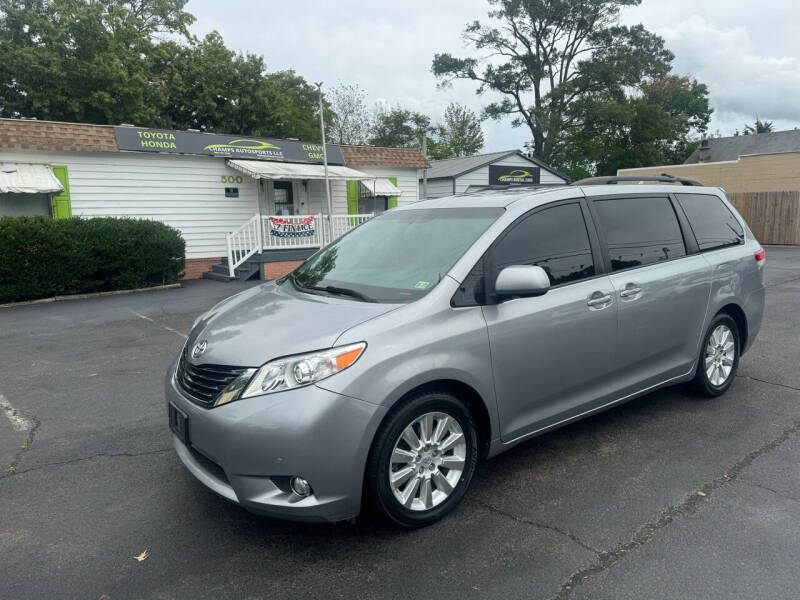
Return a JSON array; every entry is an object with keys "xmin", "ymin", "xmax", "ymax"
[
  {"xmin": 330, "ymin": 214, "xmax": 373, "ymax": 241},
  {"xmin": 226, "ymin": 212, "xmax": 375, "ymax": 276},
  {"xmin": 226, "ymin": 214, "xmax": 262, "ymax": 278}
]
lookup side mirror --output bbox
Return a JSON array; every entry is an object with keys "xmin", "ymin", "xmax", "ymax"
[{"xmin": 494, "ymin": 265, "xmax": 550, "ymax": 300}]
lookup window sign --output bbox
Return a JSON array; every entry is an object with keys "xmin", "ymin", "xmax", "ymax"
[
  {"xmin": 114, "ymin": 127, "xmax": 345, "ymax": 165},
  {"xmin": 488, "ymin": 165, "xmax": 541, "ymax": 186}
]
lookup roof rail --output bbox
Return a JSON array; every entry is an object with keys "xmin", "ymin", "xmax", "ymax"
[{"xmin": 571, "ymin": 173, "xmax": 703, "ymax": 187}]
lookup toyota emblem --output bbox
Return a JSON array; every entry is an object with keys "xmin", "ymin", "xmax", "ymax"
[{"xmin": 191, "ymin": 340, "xmax": 207, "ymax": 359}]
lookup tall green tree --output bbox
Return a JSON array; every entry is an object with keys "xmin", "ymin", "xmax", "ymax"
[
  {"xmin": 369, "ymin": 106, "xmax": 430, "ymax": 148},
  {"xmin": 431, "ymin": 0, "xmax": 675, "ymax": 163},
  {"xmin": 0, "ymin": 0, "xmax": 194, "ymax": 124},
  {"xmin": 1, "ymin": 0, "xmax": 325, "ymax": 140},
  {"xmin": 430, "ymin": 102, "xmax": 484, "ymax": 159},
  {"xmin": 549, "ymin": 75, "xmax": 711, "ymax": 178}
]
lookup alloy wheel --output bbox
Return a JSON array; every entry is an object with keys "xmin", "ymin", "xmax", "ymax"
[
  {"xmin": 388, "ymin": 411, "xmax": 467, "ymax": 511},
  {"xmin": 705, "ymin": 324, "xmax": 735, "ymax": 386}
]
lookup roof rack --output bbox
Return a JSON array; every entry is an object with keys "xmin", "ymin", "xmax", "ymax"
[{"xmin": 571, "ymin": 173, "xmax": 703, "ymax": 187}]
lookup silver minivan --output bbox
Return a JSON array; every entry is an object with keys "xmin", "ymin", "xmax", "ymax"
[{"xmin": 166, "ymin": 176, "xmax": 765, "ymax": 527}]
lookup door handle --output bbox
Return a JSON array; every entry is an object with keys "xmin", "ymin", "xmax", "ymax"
[
  {"xmin": 587, "ymin": 294, "xmax": 612, "ymax": 307},
  {"xmin": 620, "ymin": 286, "xmax": 642, "ymax": 298}
]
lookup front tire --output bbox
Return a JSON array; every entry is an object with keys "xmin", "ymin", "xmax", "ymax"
[
  {"xmin": 692, "ymin": 314, "xmax": 740, "ymax": 397},
  {"xmin": 366, "ymin": 391, "xmax": 478, "ymax": 528}
]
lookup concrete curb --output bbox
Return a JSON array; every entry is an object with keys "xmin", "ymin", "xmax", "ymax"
[{"xmin": 0, "ymin": 283, "xmax": 182, "ymax": 309}]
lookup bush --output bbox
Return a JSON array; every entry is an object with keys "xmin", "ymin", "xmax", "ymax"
[{"xmin": 0, "ymin": 216, "xmax": 185, "ymax": 302}]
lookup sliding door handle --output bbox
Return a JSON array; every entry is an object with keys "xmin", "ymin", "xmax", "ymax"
[{"xmin": 587, "ymin": 294, "xmax": 612, "ymax": 307}]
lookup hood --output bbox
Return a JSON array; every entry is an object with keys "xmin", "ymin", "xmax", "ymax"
[{"xmin": 187, "ymin": 281, "xmax": 399, "ymax": 367}]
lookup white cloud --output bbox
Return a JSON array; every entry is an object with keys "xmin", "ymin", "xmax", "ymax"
[{"xmin": 186, "ymin": 0, "xmax": 800, "ymax": 150}]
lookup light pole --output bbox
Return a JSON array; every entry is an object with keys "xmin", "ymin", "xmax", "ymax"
[{"xmin": 315, "ymin": 82, "xmax": 334, "ymax": 245}]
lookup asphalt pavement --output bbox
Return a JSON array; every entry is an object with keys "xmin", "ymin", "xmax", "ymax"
[{"xmin": 1, "ymin": 248, "xmax": 798, "ymax": 600}]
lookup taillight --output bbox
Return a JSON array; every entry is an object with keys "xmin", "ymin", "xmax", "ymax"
[{"xmin": 754, "ymin": 247, "xmax": 765, "ymax": 262}]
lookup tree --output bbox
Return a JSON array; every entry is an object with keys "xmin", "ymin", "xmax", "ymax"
[
  {"xmin": 549, "ymin": 75, "xmax": 711, "ymax": 178},
  {"xmin": 0, "ymin": 1, "xmax": 325, "ymax": 140},
  {"xmin": 744, "ymin": 119, "xmax": 774, "ymax": 135},
  {"xmin": 432, "ymin": 0, "xmax": 675, "ymax": 162},
  {"xmin": 328, "ymin": 83, "xmax": 371, "ymax": 145},
  {"xmin": 0, "ymin": 0, "xmax": 195, "ymax": 124},
  {"xmin": 369, "ymin": 106, "xmax": 430, "ymax": 148},
  {"xmin": 433, "ymin": 103, "xmax": 484, "ymax": 158}
]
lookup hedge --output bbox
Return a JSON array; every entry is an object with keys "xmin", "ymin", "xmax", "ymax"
[{"xmin": 0, "ymin": 216, "xmax": 185, "ymax": 303}]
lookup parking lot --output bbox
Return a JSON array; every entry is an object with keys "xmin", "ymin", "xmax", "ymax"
[{"xmin": 1, "ymin": 246, "xmax": 798, "ymax": 600}]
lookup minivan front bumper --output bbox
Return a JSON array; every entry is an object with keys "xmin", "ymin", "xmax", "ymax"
[{"xmin": 165, "ymin": 365, "xmax": 387, "ymax": 522}]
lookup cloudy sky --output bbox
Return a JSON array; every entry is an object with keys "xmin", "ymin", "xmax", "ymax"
[{"xmin": 186, "ymin": 0, "xmax": 800, "ymax": 152}]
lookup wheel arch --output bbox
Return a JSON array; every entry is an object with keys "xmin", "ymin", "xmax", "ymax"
[
  {"xmin": 375, "ymin": 378, "xmax": 494, "ymax": 459},
  {"xmin": 718, "ymin": 302, "xmax": 748, "ymax": 351}
]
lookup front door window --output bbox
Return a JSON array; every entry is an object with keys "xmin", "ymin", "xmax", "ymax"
[{"xmin": 273, "ymin": 181, "xmax": 294, "ymax": 215}]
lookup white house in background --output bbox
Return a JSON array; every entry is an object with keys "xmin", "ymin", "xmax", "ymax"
[
  {"xmin": 0, "ymin": 118, "xmax": 429, "ymax": 280},
  {"xmin": 420, "ymin": 150, "xmax": 570, "ymax": 199}
]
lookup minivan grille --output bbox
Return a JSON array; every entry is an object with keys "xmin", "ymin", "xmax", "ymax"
[{"xmin": 176, "ymin": 346, "xmax": 249, "ymax": 408}]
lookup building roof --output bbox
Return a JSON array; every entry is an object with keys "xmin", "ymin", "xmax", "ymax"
[
  {"xmin": 0, "ymin": 118, "xmax": 429, "ymax": 168},
  {"xmin": 0, "ymin": 118, "xmax": 118, "ymax": 153},
  {"xmin": 340, "ymin": 145, "xmax": 430, "ymax": 168},
  {"xmin": 424, "ymin": 149, "xmax": 569, "ymax": 181},
  {"xmin": 685, "ymin": 129, "xmax": 800, "ymax": 164}
]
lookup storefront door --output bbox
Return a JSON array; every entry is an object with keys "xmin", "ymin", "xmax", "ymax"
[{"xmin": 273, "ymin": 181, "xmax": 294, "ymax": 215}]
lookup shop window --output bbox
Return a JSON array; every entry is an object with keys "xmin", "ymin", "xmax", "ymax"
[
  {"xmin": 358, "ymin": 195, "xmax": 389, "ymax": 214},
  {"xmin": 0, "ymin": 193, "xmax": 52, "ymax": 217}
]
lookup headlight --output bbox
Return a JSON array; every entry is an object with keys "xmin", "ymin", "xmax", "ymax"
[{"xmin": 240, "ymin": 342, "xmax": 366, "ymax": 399}]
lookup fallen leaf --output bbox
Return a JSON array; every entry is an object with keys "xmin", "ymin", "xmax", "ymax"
[
  {"xmin": 134, "ymin": 550, "xmax": 149, "ymax": 562},
  {"xmin": 697, "ymin": 491, "xmax": 706, "ymax": 497}
]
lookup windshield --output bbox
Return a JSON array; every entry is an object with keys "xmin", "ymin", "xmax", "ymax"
[{"xmin": 288, "ymin": 207, "xmax": 503, "ymax": 303}]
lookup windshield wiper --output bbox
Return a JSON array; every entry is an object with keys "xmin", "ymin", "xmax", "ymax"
[
  {"xmin": 290, "ymin": 275, "xmax": 374, "ymax": 302},
  {"xmin": 314, "ymin": 285, "xmax": 374, "ymax": 302}
]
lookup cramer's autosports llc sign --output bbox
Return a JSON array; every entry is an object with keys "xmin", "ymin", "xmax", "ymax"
[
  {"xmin": 113, "ymin": 127, "xmax": 345, "ymax": 165},
  {"xmin": 489, "ymin": 164, "xmax": 541, "ymax": 186}
]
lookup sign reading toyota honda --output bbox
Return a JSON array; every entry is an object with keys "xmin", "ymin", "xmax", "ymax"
[
  {"xmin": 488, "ymin": 165, "xmax": 541, "ymax": 186},
  {"xmin": 113, "ymin": 127, "xmax": 345, "ymax": 165}
]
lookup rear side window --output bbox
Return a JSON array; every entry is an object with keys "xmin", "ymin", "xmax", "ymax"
[
  {"xmin": 492, "ymin": 202, "xmax": 595, "ymax": 286},
  {"xmin": 593, "ymin": 196, "xmax": 686, "ymax": 271},
  {"xmin": 676, "ymin": 193, "xmax": 744, "ymax": 251}
]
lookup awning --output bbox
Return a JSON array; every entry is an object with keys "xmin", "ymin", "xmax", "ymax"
[
  {"xmin": 227, "ymin": 159, "xmax": 373, "ymax": 181},
  {"xmin": 0, "ymin": 163, "xmax": 64, "ymax": 194},
  {"xmin": 359, "ymin": 178, "xmax": 402, "ymax": 196}
]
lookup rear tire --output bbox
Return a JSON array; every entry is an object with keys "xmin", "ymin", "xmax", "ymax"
[
  {"xmin": 692, "ymin": 313, "xmax": 740, "ymax": 398},
  {"xmin": 366, "ymin": 391, "xmax": 478, "ymax": 528}
]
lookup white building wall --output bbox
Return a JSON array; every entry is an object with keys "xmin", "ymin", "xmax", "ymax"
[
  {"xmin": 0, "ymin": 149, "xmax": 258, "ymax": 259},
  {"xmin": 0, "ymin": 149, "xmax": 425, "ymax": 258},
  {"xmin": 454, "ymin": 154, "xmax": 566, "ymax": 193}
]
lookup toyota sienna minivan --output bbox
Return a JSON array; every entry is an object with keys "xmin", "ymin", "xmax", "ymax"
[{"xmin": 166, "ymin": 175, "xmax": 765, "ymax": 527}]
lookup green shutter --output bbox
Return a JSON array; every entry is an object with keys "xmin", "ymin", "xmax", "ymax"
[
  {"xmin": 347, "ymin": 180, "xmax": 359, "ymax": 215},
  {"xmin": 51, "ymin": 165, "xmax": 72, "ymax": 219},
  {"xmin": 388, "ymin": 176, "xmax": 398, "ymax": 209}
]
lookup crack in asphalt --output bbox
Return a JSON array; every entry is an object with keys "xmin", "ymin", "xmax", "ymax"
[
  {"xmin": 737, "ymin": 374, "xmax": 800, "ymax": 393},
  {"xmin": 740, "ymin": 481, "xmax": 800, "ymax": 506},
  {"xmin": 551, "ymin": 416, "xmax": 800, "ymax": 600},
  {"xmin": 766, "ymin": 274, "xmax": 800, "ymax": 289},
  {"xmin": 471, "ymin": 498, "xmax": 602, "ymax": 555},
  {"xmin": 1, "ymin": 447, "xmax": 172, "ymax": 479}
]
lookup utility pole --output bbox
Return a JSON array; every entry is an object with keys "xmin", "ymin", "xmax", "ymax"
[
  {"xmin": 315, "ymin": 82, "xmax": 334, "ymax": 245},
  {"xmin": 421, "ymin": 136, "xmax": 428, "ymax": 200}
]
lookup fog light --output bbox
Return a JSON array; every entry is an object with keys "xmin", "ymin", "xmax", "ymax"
[{"xmin": 290, "ymin": 476, "xmax": 312, "ymax": 497}]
